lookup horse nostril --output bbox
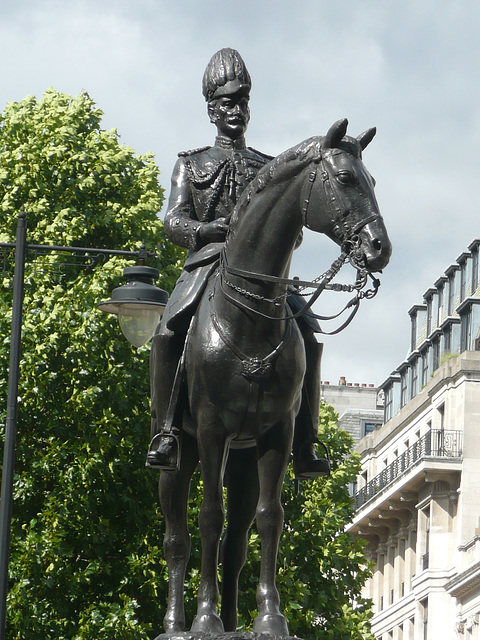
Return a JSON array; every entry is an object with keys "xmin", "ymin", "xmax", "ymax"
[{"xmin": 372, "ymin": 239, "xmax": 382, "ymax": 251}]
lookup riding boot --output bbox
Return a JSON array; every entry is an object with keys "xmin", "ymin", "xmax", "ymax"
[
  {"xmin": 147, "ymin": 328, "xmax": 184, "ymax": 470},
  {"xmin": 293, "ymin": 339, "xmax": 330, "ymax": 479}
]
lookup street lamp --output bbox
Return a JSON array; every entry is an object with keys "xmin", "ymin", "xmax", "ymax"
[
  {"xmin": 98, "ymin": 265, "xmax": 168, "ymax": 347},
  {"xmin": 0, "ymin": 209, "xmax": 168, "ymax": 640}
]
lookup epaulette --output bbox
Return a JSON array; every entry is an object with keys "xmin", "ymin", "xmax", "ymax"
[
  {"xmin": 178, "ymin": 146, "xmax": 211, "ymax": 157},
  {"xmin": 247, "ymin": 147, "xmax": 275, "ymax": 162}
]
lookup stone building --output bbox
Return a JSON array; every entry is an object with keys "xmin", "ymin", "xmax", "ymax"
[
  {"xmin": 321, "ymin": 378, "xmax": 383, "ymax": 444},
  {"xmin": 347, "ymin": 240, "xmax": 480, "ymax": 640}
]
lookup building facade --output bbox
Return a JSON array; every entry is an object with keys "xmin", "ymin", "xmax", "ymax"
[
  {"xmin": 348, "ymin": 240, "xmax": 480, "ymax": 640},
  {"xmin": 322, "ymin": 378, "xmax": 384, "ymax": 444}
]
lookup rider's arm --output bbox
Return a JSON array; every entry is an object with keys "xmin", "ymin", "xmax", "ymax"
[
  {"xmin": 164, "ymin": 158, "xmax": 229, "ymax": 251},
  {"xmin": 164, "ymin": 158, "xmax": 201, "ymax": 251}
]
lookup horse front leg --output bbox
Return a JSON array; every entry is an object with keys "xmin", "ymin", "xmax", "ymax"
[
  {"xmin": 158, "ymin": 432, "xmax": 198, "ymax": 633},
  {"xmin": 190, "ymin": 424, "xmax": 228, "ymax": 634},
  {"xmin": 221, "ymin": 447, "xmax": 259, "ymax": 631},
  {"xmin": 253, "ymin": 420, "xmax": 293, "ymax": 636}
]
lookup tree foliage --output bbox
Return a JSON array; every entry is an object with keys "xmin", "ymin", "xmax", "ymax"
[
  {"xmin": 271, "ymin": 402, "xmax": 375, "ymax": 640},
  {"xmin": 0, "ymin": 89, "xmax": 184, "ymax": 639},
  {"xmin": 0, "ymin": 90, "xmax": 372, "ymax": 639}
]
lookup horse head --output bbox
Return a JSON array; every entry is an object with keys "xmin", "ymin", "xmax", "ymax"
[{"xmin": 302, "ymin": 119, "xmax": 392, "ymax": 273}]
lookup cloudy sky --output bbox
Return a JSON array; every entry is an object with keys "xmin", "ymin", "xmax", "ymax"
[{"xmin": 2, "ymin": 0, "xmax": 479, "ymax": 386}]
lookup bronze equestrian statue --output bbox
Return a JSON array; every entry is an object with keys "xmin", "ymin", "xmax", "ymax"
[
  {"xmin": 148, "ymin": 48, "xmax": 328, "ymax": 480},
  {"xmin": 149, "ymin": 49, "xmax": 392, "ymax": 636}
]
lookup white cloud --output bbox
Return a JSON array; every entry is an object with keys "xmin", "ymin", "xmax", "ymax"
[{"xmin": 2, "ymin": 0, "xmax": 480, "ymax": 384}]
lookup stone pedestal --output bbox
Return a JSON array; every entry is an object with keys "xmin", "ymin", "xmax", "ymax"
[{"xmin": 153, "ymin": 633, "xmax": 304, "ymax": 640}]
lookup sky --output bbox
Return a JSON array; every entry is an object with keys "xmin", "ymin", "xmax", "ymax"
[{"xmin": 2, "ymin": 0, "xmax": 479, "ymax": 387}]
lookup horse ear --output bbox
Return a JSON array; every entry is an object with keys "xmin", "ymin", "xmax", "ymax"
[
  {"xmin": 357, "ymin": 127, "xmax": 377, "ymax": 150},
  {"xmin": 323, "ymin": 118, "xmax": 348, "ymax": 149}
]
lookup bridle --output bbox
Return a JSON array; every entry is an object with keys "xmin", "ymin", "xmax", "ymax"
[
  {"xmin": 218, "ymin": 149, "xmax": 381, "ymax": 333},
  {"xmin": 301, "ymin": 150, "xmax": 380, "ymax": 260}
]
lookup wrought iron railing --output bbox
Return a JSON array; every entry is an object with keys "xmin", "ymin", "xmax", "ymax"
[{"xmin": 354, "ymin": 430, "xmax": 463, "ymax": 510}]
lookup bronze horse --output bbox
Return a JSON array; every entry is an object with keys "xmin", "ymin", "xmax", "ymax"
[{"xmin": 157, "ymin": 119, "xmax": 392, "ymax": 635}]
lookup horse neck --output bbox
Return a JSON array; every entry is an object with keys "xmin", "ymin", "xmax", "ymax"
[
  {"xmin": 225, "ymin": 175, "xmax": 303, "ymax": 279},
  {"xmin": 214, "ymin": 173, "xmax": 304, "ymax": 344}
]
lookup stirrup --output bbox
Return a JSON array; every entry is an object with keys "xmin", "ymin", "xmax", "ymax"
[
  {"xmin": 293, "ymin": 439, "xmax": 331, "ymax": 480},
  {"xmin": 145, "ymin": 430, "xmax": 181, "ymax": 471}
]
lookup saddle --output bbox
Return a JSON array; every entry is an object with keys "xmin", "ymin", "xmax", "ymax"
[{"xmin": 163, "ymin": 243, "xmax": 223, "ymax": 332}]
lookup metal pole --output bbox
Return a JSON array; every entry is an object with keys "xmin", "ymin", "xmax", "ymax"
[{"xmin": 0, "ymin": 209, "xmax": 27, "ymax": 640}]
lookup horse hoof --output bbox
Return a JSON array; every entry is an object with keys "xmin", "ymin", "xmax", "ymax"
[
  {"xmin": 191, "ymin": 613, "xmax": 224, "ymax": 634},
  {"xmin": 163, "ymin": 616, "xmax": 185, "ymax": 633},
  {"xmin": 253, "ymin": 612, "xmax": 289, "ymax": 635}
]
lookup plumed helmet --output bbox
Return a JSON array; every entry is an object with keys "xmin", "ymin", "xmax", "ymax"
[{"xmin": 202, "ymin": 48, "xmax": 251, "ymax": 102}]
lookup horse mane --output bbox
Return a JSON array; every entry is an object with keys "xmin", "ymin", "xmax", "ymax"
[
  {"xmin": 227, "ymin": 136, "xmax": 321, "ymax": 237},
  {"xmin": 254, "ymin": 136, "xmax": 321, "ymax": 194},
  {"xmin": 226, "ymin": 132, "xmax": 363, "ymax": 244}
]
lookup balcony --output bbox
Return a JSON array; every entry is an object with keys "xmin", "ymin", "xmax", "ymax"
[{"xmin": 354, "ymin": 430, "xmax": 463, "ymax": 510}]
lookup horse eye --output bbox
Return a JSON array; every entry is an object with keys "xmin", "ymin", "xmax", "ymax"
[{"xmin": 336, "ymin": 171, "xmax": 355, "ymax": 186}]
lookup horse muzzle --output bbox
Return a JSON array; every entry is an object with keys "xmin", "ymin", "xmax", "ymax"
[{"xmin": 360, "ymin": 229, "xmax": 392, "ymax": 272}]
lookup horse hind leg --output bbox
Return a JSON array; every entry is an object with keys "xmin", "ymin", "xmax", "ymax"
[
  {"xmin": 253, "ymin": 421, "xmax": 293, "ymax": 636},
  {"xmin": 159, "ymin": 432, "xmax": 198, "ymax": 633},
  {"xmin": 220, "ymin": 447, "xmax": 259, "ymax": 631}
]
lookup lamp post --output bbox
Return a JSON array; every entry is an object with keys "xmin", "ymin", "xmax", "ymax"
[
  {"xmin": 98, "ymin": 265, "xmax": 168, "ymax": 347},
  {"xmin": 0, "ymin": 210, "xmax": 27, "ymax": 640},
  {"xmin": 0, "ymin": 210, "xmax": 168, "ymax": 640}
]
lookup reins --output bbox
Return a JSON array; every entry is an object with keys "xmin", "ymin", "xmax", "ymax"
[
  {"xmin": 219, "ymin": 249, "xmax": 379, "ymax": 333},
  {"xmin": 218, "ymin": 148, "xmax": 382, "ymax": 334}
]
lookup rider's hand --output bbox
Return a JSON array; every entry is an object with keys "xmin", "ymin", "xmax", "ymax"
[{"xmin": 198, "ymin": 218, "xmax": 229, "ymax": 243}]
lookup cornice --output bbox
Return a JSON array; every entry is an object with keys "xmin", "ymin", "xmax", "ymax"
[{"xmin": 445, "ymin": 561, "xmax": 480, "ymax": 598}]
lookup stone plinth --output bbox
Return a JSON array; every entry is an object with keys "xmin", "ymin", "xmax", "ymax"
[{"xmin": 153, "ymin": 633, "xmax": 304, "ymax": 640}]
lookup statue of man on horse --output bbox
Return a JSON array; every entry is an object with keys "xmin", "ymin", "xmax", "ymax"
[
  {"xmin": 147, "ymin": 47, "xmax": 391, "ymax": 636},
  {"xmin": 148, "ymin": 48, "xmax": 329, "ymax": 480}
]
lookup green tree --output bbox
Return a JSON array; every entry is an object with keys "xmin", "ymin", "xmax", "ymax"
[
  {"xmin": 0, "ymin": 90, "xmax": 373, "ymax": 639},
  {"xmin": 272, "ymin": 402, "xmax": 375, "ymax": 640},
  {"xmin": 0, "ymin": 89, "xmax": 184, "ymax": 639}
]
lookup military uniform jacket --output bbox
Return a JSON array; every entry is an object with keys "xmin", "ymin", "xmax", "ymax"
[
  {"xmin": 161, "ymin": 136, "xmax": 273, "ymax": 330},
  {"xmin": 164, "ymin": 135, "xmax": 273, "ymax": 253}
]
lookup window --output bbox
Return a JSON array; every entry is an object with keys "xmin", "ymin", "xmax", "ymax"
[
  {"xmin": 410, "ymin": 359, "xmax": 418, "ymax": 399},
  {"xmin": 361, "ymin": 421, "xmax": 380, "ymax": 437},
  {"xmin": 400, "ymin": 371, "xmax": 408, "ymax": 407},
  {"xmin": 444, "ymin": 325, "xmax": 452, "ymax": 352},
  {"xmin": 421, "ymin": 351, "xmax": 429, "ymax": 386},
  {"xmin": 461, "ymin": 310, "xmax": 472, "ymax": 352},
  {"xmin": 472, "ymin": 247, "xmax": 479, "ymax": 293},
  {"xmin": 437, "ymin": 285, "xmax": 444, "ymax": 324},
  {"xmin": 426, "ymin": 296, "xmax": 432, "ymax": 335},
  {"xmin": 384, "ymin": 386, "xmax": 393, "ymax": 421},
  {"xmin": 448, "ymin": 273, "xmax": 456, "ymax": 314}
]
